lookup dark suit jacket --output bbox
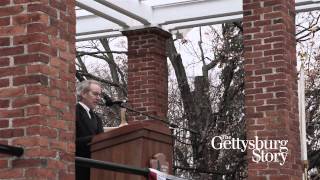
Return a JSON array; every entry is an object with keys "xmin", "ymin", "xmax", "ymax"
[{"xmin": 75, "ymin": 103, "xmax": 103, "ymax": 180}]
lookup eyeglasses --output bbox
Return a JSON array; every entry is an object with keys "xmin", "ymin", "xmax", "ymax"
[{"xmin": 89, "ymin": 91, "xmax": 102, "ymax": 97}]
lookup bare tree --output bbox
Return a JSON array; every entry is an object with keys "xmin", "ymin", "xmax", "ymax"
[
  {"xmin": 76, "ymin": 38, "xmax": 128, "ymax": 126},
  {"xmin": 167, "ymin": 23, "xmax": 245, "ymax": 179}
]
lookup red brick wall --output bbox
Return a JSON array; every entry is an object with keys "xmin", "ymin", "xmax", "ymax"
[
  {"xmin": 0, "ymin": 0, "xmax": 76, "ymax": 179},
  {"xmin": 123, "ymin": 28, "xmax": 171, "ymax": 121},
  {"xmin": 243, "ymin": 0, "xmax": 302, "ymax": 179}
]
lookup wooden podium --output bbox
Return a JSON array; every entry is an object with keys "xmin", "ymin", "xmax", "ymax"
[{"xmin": 90, "ymin": 120, "xmax": 173, "ymax": 180}]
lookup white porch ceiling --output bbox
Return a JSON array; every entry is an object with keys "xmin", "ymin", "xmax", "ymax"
[{"xmin": 76, "ymin": 0, "xmax": 320, "ymax": 41}]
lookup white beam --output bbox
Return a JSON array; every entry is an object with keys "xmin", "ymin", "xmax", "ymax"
[
  {"xmin": 76, "ymin": 0, "xmax": 320, "ymax": 40},
  {"xmin": 94, "ymin": 0, "xmax": 152, "ymax": 25},
  {"xmin": 76, "ymin": 31, "xmax": 122, "ymax": 42},
  {"xmin": 76, "ymin": 0, "xmax": 129, "ymax": 28},
  {"xmin": 296, "ymin": 0, "xmax": 320, "ymax": 12},
  {"xmin": 152, "ymin": 0, "xmax": 242, "ymax": 26},
  {"xmin": 155, "ymin": 0, "xmax": 320, "ymax": 28},
  {"xmin": 164, "ymin": 14, "xmax": 242, "ymax": 32},
  {"xmin": 76, "ymin": 14, "xmax": 119, "ymax": 36},
  {"xmin": 298, "ymin": 64, "xmax": 308, "ymax": 164}
]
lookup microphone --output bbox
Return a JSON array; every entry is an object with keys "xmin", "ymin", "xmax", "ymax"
[{"xmin": 103, "ymin": 95, "xmax": 127, "ymax": 107}]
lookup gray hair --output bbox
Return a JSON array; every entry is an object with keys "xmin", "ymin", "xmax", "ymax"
[{"xmin": 76, "ymin": 80, "xmax": 101, "ymax": 101}]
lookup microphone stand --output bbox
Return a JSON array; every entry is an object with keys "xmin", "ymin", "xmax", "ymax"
[{"xmin": 101, "ymin": 98, "xmax": 199, "ymax": 135}]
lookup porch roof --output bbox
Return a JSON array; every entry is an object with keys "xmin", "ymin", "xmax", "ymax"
[{"xmin": 76, "ymin": 0, "xmax": 320, "ymax": 41}]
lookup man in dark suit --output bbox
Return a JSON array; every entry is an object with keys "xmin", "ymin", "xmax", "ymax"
[{"xmin": 76, "ymin": 80, "xmax": 104, "ymax": 180}]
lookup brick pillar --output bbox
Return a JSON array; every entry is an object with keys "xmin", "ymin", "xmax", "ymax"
[
  {"xmin": 0, "ymin": 0, "xmax": 76, "ymax": 180},
  {"xmin": 123, "ymin": 27, "xmax": 171, "ymax": 121},
  {"xmin": 243, "ymin": 0, "xmax": 302, "ymax": 179}
]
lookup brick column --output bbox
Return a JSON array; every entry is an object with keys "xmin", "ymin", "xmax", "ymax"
[
  {"xmin": 0, "ymin": 1, "xmax": 76, "ymax": 180},
  {"xmin": 123, "ymin": 27, "xmax": 171, "ymax": 121},
  {"xmin": 243, "ymin": 0, "xmax": 302, "ymax": 179}
]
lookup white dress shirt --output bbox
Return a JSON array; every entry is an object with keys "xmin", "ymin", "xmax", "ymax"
[{"xmin": 78, "ymin": 102, "xmax": 92, "ymax": 119}]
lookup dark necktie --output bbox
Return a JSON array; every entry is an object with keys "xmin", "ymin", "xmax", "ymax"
[{"xmin": 89, "ymin": 110, "xmax": 98, "ymax": 133}]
